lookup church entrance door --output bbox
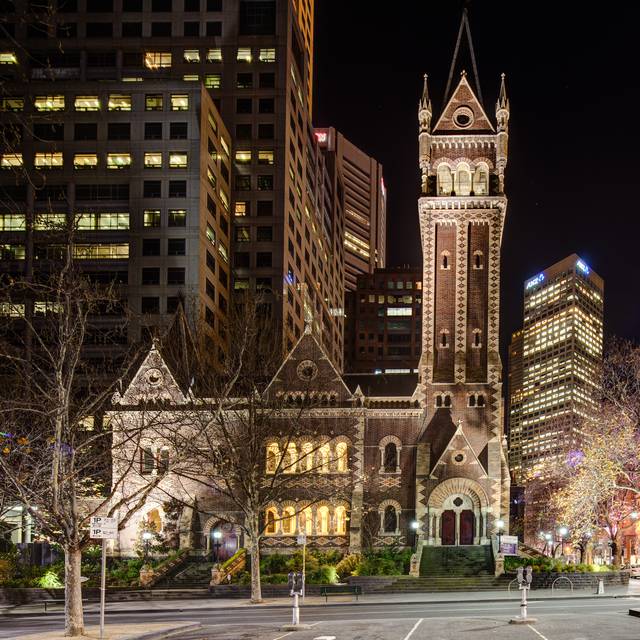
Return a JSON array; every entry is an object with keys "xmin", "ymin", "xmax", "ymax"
[
  {"xmin": 441, "ymin": 510, "xmax": 456, "ymax": 545},
  {"xmin": 459, "ymin": 510, "xmax": 475, "ymax": 545}
]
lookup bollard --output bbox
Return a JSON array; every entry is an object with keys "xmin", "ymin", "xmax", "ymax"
[
  {"xmin": 597, "ymin": 579, "xmax": 604, "ymax": 595},
  {"xmin": 292, "ymin": 593, "xmax": 300, "ymax": 625}
]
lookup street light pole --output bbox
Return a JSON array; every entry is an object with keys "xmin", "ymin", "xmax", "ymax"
[
  {"xmin": 410, "ymin": 520, "xmax": 420, "ymax": 552},
  {"xmin": 558, "ymin": 526, "xmax": 568, "ymax": 558},
  {"xmin": 142, "ymin": 531, "xmax": 153, "ymax": 563},
  {"xmin": 212, "ymin": 530, "xmax": 222, "ymax": 564},
  {"xmin": 496, "ymin": 519, "xmax": 505, "ymax": 552}
]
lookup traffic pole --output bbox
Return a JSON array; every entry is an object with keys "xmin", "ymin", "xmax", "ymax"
[
  {"xmin": 302, "ymin": 542, "xmax": 306, "ymax": 600},
  {"xmin": 100, "ymin": 538, "xmax": 106, "ymax": 640}
]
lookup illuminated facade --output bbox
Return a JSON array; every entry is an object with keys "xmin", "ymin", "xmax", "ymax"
[{"xmin": 508, "ymin": 254, "xmax": 604, "ymax": 484}]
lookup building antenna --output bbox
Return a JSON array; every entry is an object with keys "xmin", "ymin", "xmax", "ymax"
[{"xmin": 444, "ymin": 4, "xmax": 483, "ymax": 105}]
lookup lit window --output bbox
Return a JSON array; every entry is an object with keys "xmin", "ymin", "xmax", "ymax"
[
  {"xmin": 168, "ymin": 209, "xmax": 186, "ymax": 227},
  {"xmin": 144, "ymin": 152, "xmax": 162, "ymax": 168},
  {"xmin": 317, "ymin": 506, "xmax": 329, "ymax": 534},
  {"xmin": 220, "ymin": 137, "xmax": 230, "ymax": 157},
  {"xmin": 207, "ymin": 168, "xmax": 217, "ymax": 188},
  {"xmin": 206, "ymin": 48, "xmax": 222, "ymax": 62},
  {"xmin": 0, "ymin": 97, "xmax": 24, "ymax": 111},
  {"xmin": 0, "ymin": 52, "xmax": 17, "ymax": 65},
  {"xmin": 386, "ymin": 307, "xmax": 412, "ymax": 316},
  {"xmin": 218, "ymin": 241, "xmax": 228, "ymax": 263},
  {"xmin": 235, "ymin": 150, "xmax": 251, "ymax": 164},
  {"xmin": 170, "ymin": 94, "xmax": 188, "ymax": 111},
  {"xmin": 183, "ymin": 49, "xmax": 200, "ymax": 63},
  {"xmin": 219, "ymin": 188, "xmax": 229, "ymax": 210},
  {"xmin": 145, "ymin": 94, "xmax": 163, "ymax": 111},
  {"xmin": 258, "ymin": 150, "xmax": 274, "ymax": 165},
  {"xmin": 206, "ymin": 224, "xmax": 216, "ymax": 245},
  {"xmin": 0, "ymin": 153, "xmax": 23, "ymax": 169},
  {"xmin": 76, "ymin": 213, "xmax": 129, "ymax": 230},
  {"xmin": 34, "ymin": 95, "xmax": 65, "ymax": 112},
  {"xmin": 207, "ymin": 111, "xmax": 218, "ymax": 134},
  {"xmin": 182, "ymin": 74, "xmax": 199, "ymax": 81},
  {"xmin": 74, "ymin": 154, "xmax": 98, "ymax": 169},
  {"xmin": 35, "ymin": 213, "xmax": 66, "ymax": 229},
  {"xmin": 0, "ymin": 214, "xmax": 25, "ymax": 231},
  {"xmin": 258, "ymin": 48, "xmax": 275, "ymax": 63},
  {"xmin": 169, "ymin": 152, "xmax": 188, "ymax": 168},
  {"xmin": 234, "ymin": 201, "xmax": 247, "ymax": 216},
  {"xmin": 237, "ymin": 48, "xmax": 252, "ymax": 62},
  {"xmin": 73, "ymin": 244, "xmax": 129, "ymax": 259},
  {"xmin": 74, "ymin": 96, "xmax": 100, "ymax": 111},
  {"xmin": 107, "ymin": 153, "xmax": 132, "ymax": 169},
  {"xmin": 108, "ymin": 94, "xmax": 132, "ymax": 111},
  {"xmin": 145, "ymin": 52, "xmax": 172, "ymax": 69},
  {"xmin": 35, "ymin": 152, "xmax": 63, "ymax": 169},
  {"xmin": 204, "ymin": 74, "xmax": 221, "ymax": 88},
  {"xmin": 143, "ymin": 210, "xmax": 161, "ymax": 227}
]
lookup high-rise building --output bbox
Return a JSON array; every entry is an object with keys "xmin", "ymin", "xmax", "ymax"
[
  {"xmin": 344, "ymin": 267, "xmax": 421, "ymax": 374},
  {"xmin": 508, "ymin": 254, "xmax": 604, "ymax": 485},
  {"xmin": 0, "ymin": 0, "xmax": 344, "ymax": 366},
  {"xmin": 314, "ymin": 127, "xmax": 386, "ymax": 291}
]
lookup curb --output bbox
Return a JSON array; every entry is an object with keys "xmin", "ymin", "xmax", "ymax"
[
  {"xmin": 120, "ymin": 622, "xmax": 202, "ymax": 640},
  {"xmin": 4, "ymin": 593, "xmax": 636, "ymax": 617}
]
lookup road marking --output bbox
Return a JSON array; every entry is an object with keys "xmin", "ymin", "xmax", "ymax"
[
  {"xmin": 527, "ymin": 625, "xmax": 551, "ymax": 640},
  {"xmin": 402, "ymin": 618, "xmax": 424, "ymax": 640},
  {"xmin": 272, "ymin": 632, "xmax": 293, "ymax": 640}
]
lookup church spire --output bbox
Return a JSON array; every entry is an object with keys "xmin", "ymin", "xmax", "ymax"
[
  {"xmin": 497, "ymin": 72, "xmax": 509, "ymax": 111},
  {"xmin": 418, "ymin": 73, "xmax": 433, "ymax": 194},
  {"xmin": 420, "ymin": 73, "xmax": 431, "ymax": 112}
]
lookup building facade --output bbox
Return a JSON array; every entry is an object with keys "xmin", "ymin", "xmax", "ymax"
[
  {"xmin": 345, "ymin": 267, "xmax": 421, "ymax": 374},
  {"xmin": 109, "ymin": 68, "xmax": 511, "ymax": 563},
  {"xmin": 508, "ymin": 256, "xmax": 604, "ymax": 493},
  {"xmin": 314, "ymin": 127, "xmax": 386, "ymax": 292}
]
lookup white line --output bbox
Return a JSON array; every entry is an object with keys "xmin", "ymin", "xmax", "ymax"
[
  {"xmin": 527, "ymin": 625, "xmax": 551, "ymax": 640},
  {"xmin": 271, "ymin": 632, "xmax": 293, "ymax": 640},
  {"xmin": 310, "ymin": 621, "xmax": 322, "ymax": 627},
  {"xmin": 402, "ymin": 618, "xmax": 424, "ymax": 640}
]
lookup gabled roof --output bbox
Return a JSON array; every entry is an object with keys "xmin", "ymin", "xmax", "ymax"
[
  {"xmin": 428, "ymin": 420, "xmax": 489, "ymax": 478},
  {"xmin": 433, "ymin": 72, "xmax": 495, "ymax": 134}
]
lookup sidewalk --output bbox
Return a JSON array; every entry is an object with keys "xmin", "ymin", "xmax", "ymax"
[
  {"xmin": 12, "ymin": 622, "xmax": 201, "ymax": 640},
  {"xmin": 3, "ymin": 581, "xmax": 640, "ymax": 617}
]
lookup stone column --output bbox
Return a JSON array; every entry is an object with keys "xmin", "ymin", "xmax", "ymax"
[
  {"xmin": 435, "ymin": 513, "xmax": 442, "ymax": 545},
  {"xmin": 474, "ymin": 511, "xmax": 481, "ymax": 545}
]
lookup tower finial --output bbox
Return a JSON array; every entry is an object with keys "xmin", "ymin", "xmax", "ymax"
[
  {"xmin": 498, "ymin": 72, "xmax": 508, "ymax": 109},
  {"xmin": 420, "ymin": 73, "xmax": 431, "ymax": 111}
]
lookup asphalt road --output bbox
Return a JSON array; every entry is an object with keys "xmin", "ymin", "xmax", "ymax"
[{"xmin": 4, "ymin": 598, "xmax": 640, "ymax": 640}]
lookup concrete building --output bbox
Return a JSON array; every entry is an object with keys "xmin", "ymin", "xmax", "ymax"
[
  {"xmin": 344, "ymin": 267, "xmax": 421, "ymax": 374},
  {"xmin": 314, "ymin": 127, "xmax": 386, "ymax": 291},
  {"xmin": 0, "ymin": 0, "xmax": 345, "ymax": 366},
  {"xmin": 508, "ymin": 254, "xmax": 604, "ymax": 485}
]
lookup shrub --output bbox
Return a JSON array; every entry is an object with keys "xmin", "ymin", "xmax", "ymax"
[
  {"xmin": 0, "ymin": 554, "xmax": 17, "ymax": 585},
  {"xmin": 260, "ymin": 553, "xmax": 289, "ymax": 575},
  {"xmin": 37, "ymin": 570, "xmax": 63, "ymax": 588},
  {"xmin": 309, "ymin": 564, "xmax": 337, "ymax": 584},
  {"xmin": 310, "ymin": 550, "xmax": 343, "ymax": 566},
  {"xmin": 261, "ymin": 573, "xmax": 289, "ymax": 584},
  {"xmin": 335, "ymin": 554, "xmax": 361, "ymax": 579},
  {"xmin": 285, "ymin": 551, "xmax": 319, "ymax": 574}
]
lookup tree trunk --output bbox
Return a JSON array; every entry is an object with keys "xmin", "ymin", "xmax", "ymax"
[
  {"xmin": 250, "ymin": 538, "xmax": 262, "ymax": 603},
  {"xmin": 614, "ymin": 534, "xmax": 623, "ymax": 566},
  {"xmin": 64, "ymin": 545, "xmax": 84, "ymax": 637}
]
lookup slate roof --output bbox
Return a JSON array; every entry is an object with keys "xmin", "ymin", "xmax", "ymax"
[{"xmin": 343, "ymin": 374, "xmax": 418, "ymax": 398}]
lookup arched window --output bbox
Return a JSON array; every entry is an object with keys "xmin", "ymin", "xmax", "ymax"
[
  {"xmin": 283, "ymin": 443, "xmax": 297, "ymax": 473},
  {"xmin": 473, "ymin": 250, "xmax": 484, "ymax": 270},
  {"xmin": 317, "ymin": 506, "xmax": 330, "ymax": 534},
  {"xmin": 282, "ymin": 506, "xmax": 295, "ymax": 534},
  {"xmin": 473, "ymin": 164, "xmax": 489, "ymax": 195},
  {"xmin": 265, "ymin": 508, "xmax": 277, "ymax": 535},
  {"xmin": 437, "ymin": 164, "xmax": 453, "ymax": 196},
  {"xmin": 441, "ymin": 251, "xmax": 450, "ymax": 270},
  {"xmin": 443, "ymin": 395, "xmax": 452, "ymax": 408},
  {"xmin": 335, "ymin": 442, "xmax": 348, "ymax": 472},
  {"xmin": 319, "ymin": 444, "xmax": 331, "ymax": 473},
  {"xmin": 477, "ymin": 395, "xmax": 485, "ymax": 407},
  {"xmin": 335, "ymin": 506, "xmax": 347, "ymax": 535},
  {"xmin": 299, "ymin": 506, "xmax": 313, "ymax": 535},
  {"xmin": 266, "ymin": 442, "xmax": 280, "ymax": 474},
  {"xmin": 383, "ymin": 442, "xmax": 398, "ymax": 472},
  {"xmin": 455, "ymin": 163, "xmax": 471, "ymax": 196},
  {"xmin": 383, "ymin": 505, "xmax": 398, "ymax": 533},
  {"xmin": 435, "ymin": 395, "xmax": 443, "ymax": 408},
  {"xmin": 301, "ymin": 442, "xmax": 313, "ymax": 471},
  {"xmin": 468, "ymin": 394, "xmax": 476, "ymax": 407},
  {"xmin": 472, "ymin": 329, "xmax": 482, "ymax": 348}
]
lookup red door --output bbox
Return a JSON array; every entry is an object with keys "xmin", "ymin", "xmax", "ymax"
[
  {"xmin": 441, "ymin": 510, "xmax": 455, "ymax": 545},
  {"xmin": 460, "ymin": 510, "xmax": 475, "ymax": 545}
]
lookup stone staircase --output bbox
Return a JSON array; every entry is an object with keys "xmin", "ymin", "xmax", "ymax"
[
  {"xmin": 153, "ymin": 558, "xmax": 215, "ymax": 589},
  {"xmin": 420, "ymin": 545, "xmax": 493, "ymax": 577}
]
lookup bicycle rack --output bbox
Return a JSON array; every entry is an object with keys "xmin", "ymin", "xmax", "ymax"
[{"xmin": 551, "ymin": 576, "xmax": 574, "ymax": 595}]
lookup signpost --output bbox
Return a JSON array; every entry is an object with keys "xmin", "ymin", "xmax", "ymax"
[
  {"xmin": 296, "ymin": 533, "xmax": 306, "ymax": 599},
  {"xmin": 90, "ymin": 516, "xmax": 118, "ymax": 640}
]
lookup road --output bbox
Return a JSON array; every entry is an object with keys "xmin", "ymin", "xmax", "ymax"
[{"xmin": 4, "ymin": 598, "xmax": 640, "ymax": 640}]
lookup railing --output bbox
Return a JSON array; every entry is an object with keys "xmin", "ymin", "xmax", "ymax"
[{"xmin": 214, "ymin": 548, "xmax": 247, "ymax": 585}]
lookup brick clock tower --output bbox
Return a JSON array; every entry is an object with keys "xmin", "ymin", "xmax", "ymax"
[{"xmin": 414, "ymin": 59, "xmax": 512, "ymax": 547}]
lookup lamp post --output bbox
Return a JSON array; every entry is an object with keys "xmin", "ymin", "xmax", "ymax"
[
  {"xmin": 558, "ymin": 526, "xmax": 568, "ymax": 558},
  {"xmin": 142, "ymin": 531, "xmax": 153, "ymax": 563},
  {"xmin": 544, "ymin": 533, "xmax": 552, "ymax": 557},
  {"xmin": 410, "ymin": 520, "xmax": 420, "ymax": 552},
  {"xmin": 212, "ymin": 530, "xmax": 222, "ymax": 564},
  {"xmin": 495, "ymin": 519, "xmax": 505, "ymax": 553}
]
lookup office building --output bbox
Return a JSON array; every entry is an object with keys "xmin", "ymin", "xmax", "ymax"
[
  {"xmin": 0, "ymin": 0, "xmax": 345, "ymax": 366},
  {"xmin": 508, "ymin": 254, "xmax": 604, "ymax": 485},
  {"xmin": 344, "ymin": 267, "xmax": 421, "ymax": 374},
  {"xmin": 314, "ymin": 127, "xmax": 386, "ymax": 291}
]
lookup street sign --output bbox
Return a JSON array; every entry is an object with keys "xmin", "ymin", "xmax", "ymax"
[
  {"xmin": 90, "ymin": 516, "xmax": 118, "ymax": 540},
  {"xmin": 499, "ymin": 535, "xmax": 519, "ymax": 556},
  {"xmin": 296, "ymin": 534, "xmax": 307, "ymax": 545}
]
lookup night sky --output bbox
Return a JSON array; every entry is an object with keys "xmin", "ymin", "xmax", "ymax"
[{"xmin": 313, "ymin": 1, "xmax": 640, "ymax": 361}]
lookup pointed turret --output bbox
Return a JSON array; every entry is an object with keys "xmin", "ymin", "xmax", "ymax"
[
  {"xmin": 418, "ymin": 73, "xmax": 433, "ymax": 194},
  {"xmin": 495, "ymin": 73, "xmax": 510, "ymax": 192}
]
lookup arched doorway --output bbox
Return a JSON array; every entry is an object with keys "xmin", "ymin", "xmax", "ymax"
[
  {"xmin": 441, "ymin": 510, "xmax": 455, "ymax": 545},
  {"xmin": 207, "ymin": 521, "xmax": 238, "ymax": 562}
]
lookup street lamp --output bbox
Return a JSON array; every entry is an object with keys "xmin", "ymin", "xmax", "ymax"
[
  {"xmin": 631, "ymin": 512, "xmax": 639, "ymax": 521},
  {"xmin": 142, "ymin": 531, "xmax": 153, "ymax": 563},
  {"xmin": 495, "ymin": 519, "xmax": 505, "ymax": 552},
  {"xmin": 212, "ymin": 530, "xmax": 222, "ymax": 563},
  {"xmin": 410, "ymin": 520, "xmax": 420, "ymax": 552},
  {"xmin": 544, "ymin": 533, "xmax": 552, "ymax": 557},
  {"xmin": 558, "ymin": 526, "xmax": 569, "ymax": 557}
]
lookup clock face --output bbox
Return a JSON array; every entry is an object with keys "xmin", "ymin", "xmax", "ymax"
[
  {"xmin": 296, "ymin": 360, "xmax": 318, "ymax": 382},
  {"xmin": 145, "ymin": 368, "xmax": 164, "ymax": 386},
  {"xmin": 453, "ymin": 106, "xmax": 474, "ymax": 129}
]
